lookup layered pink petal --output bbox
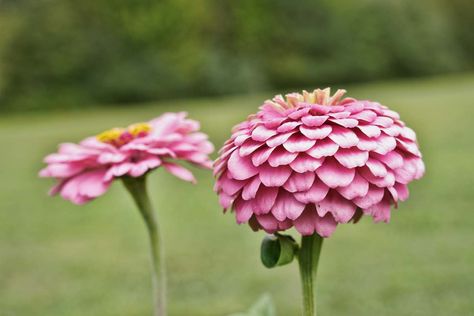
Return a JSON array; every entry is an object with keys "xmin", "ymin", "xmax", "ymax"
[
  {"xmin": 214, "ymin": 89, "xmax": 424, "ymax": 237},
  {"xmin": 316, "ymin": 191, "xmax": 356, "ymax": 223},
  {"xmin": 316, "ymin": 158, "xmax": 355, "ymax": 188},
  {"xmin": 259, "ymin": 164, "xmax": 292, "ymax": 187},
  {"xmin": 163, "ymin": 163, "xmax": 196, "ymax": 183},
  {"xmin": 228, "ymin": 150, "xmax": 258, "ymax": 180},
  {"xmin": 42, "ymin": 112, "xmax": 214, "ymax": 205}
]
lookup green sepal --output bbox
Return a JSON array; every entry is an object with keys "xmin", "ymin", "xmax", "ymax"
[{"xmin": 260, "ymin": 233, "xmax": 298, "ymax": 268}]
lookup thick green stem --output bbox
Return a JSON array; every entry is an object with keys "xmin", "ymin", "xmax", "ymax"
[
  {"xmin": 122, "ymin": 176, "xmax": 166, "ymax": 316},
  {"xmin": 298, "ymin": 233, "xmax": 324, "ymax": 316}
]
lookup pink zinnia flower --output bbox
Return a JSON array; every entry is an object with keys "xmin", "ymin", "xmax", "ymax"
[
  {"xmin": 214, "ymin": 88, "xmax": 424, "ymax": 237},
  {"xmin": 40, "ymin": 112, "xmax": 214, "ymax": 204}
]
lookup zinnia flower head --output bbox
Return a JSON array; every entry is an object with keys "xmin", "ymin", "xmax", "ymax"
[
  {"xmin": 40, "ymin": 112, "xmax": 214, "ymax": 204},
  {"xmin": 214, "ymin": 89, "xmax": 424, "ymax": 237}
]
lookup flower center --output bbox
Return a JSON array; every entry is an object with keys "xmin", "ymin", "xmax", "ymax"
[
  {"xmin": 266, "ymin": 88, "xmax": 348, "ymax": 112},
  {"xmin": 96, "ymin": 122, "xmax": 151, "ymax": 146},
  {"xmin": 287, "ymin": 88, "xmax": 347, "ymax": 107}
]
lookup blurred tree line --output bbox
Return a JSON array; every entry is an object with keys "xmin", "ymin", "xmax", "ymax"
[{"xmin": 0, "ymin": 0, "xmax": 472, "ymax": 111}]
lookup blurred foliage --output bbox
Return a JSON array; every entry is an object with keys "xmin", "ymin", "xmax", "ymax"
[
  {"xmin": 0, "ymin": 0, "xmax": 472, "ymax": 111},
  {"xmin": 229, "ymin": 294, "xmax": 276, "ymax": 316}
]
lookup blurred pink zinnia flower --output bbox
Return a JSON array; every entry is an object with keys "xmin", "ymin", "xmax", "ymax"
[
  {"xmin": 214, "ymin": 89, "xmax": 424, "ymax": 237},
  {"xmin": 40, "ymin": 112, "xmax": 214, "ymax": 204}
]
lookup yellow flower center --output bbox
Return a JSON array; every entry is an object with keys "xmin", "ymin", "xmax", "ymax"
[
  {"xmin": 127, "ymin": 122, "xmax": 152, "ymax": 137},
  {"xmin": 96, "ymin": 122, "xmax": 151, "ymax": 146}
]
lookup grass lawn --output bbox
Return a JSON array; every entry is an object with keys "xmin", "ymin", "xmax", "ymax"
[{"xmin": 1, "ymin": 73, "xmax": 473, "ymax": 316}]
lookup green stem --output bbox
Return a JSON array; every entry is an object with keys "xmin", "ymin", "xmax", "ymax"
[
  {"xmin": 298, "ymin": 233, "xmax": 324, "ymax": 316},
  {"xmin": 122, "ymin": 176, "xmax": 166, "ymax": 316}
]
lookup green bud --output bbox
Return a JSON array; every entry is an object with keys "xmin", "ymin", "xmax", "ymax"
[{"xmin": 260, "ymin": 234, "xmax": 298, "ymax": 268}]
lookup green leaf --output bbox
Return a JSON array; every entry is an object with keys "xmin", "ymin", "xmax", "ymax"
[{"xmin": 229, "ymin": 294, "xmax": 276, "ymax": 316}]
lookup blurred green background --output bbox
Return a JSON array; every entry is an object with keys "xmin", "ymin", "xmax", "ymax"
[
  {"xmin": 1, "ymin": 75, "xmax": 474, "ymax": 315},
  {"xmin": 0, "ymin": 0, "xmax": 473, "ymax": 111},
  {"xmin": 0, "ymin": 0, "xmax": 473, "ymax": 315}
]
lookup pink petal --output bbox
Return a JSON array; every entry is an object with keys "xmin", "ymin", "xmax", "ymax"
[
  {"xmin": 61, "ymin": 169, "xmax": 111, "ymax": 204},
  {"xmin": 228, "ymin": 150, "xmax": 258, "ymax": 180},
  {"xmin": 316, "ymin": 191, "xmax": 356, "ymax": 223},
  {"xmin": 277, "ymin": 219, "xmax": 292, "ymax": 230},
  {"xmin": 217, "ymin": 173, "xmax": 246, "ymax": 195},
  {"xmin": 397, "ymin": 139, "xmax": 421, "ymax": 156},
  {"xmin": 365, "ymin": 195, "xmax": 391, "ymax": 223},
  {"xmin": 382, "ymin": 109, "xmax": 400, "ymax": 120},
  {"xmin": 294, "ymin": 206, "xmax": 318, "ymax": 236},
  {"xmin": 266, "ymin": 132, "xmax": 295, "ymax": 147},
  {"xmin": 234, "ymin": 198, "xmax": 254, "ymax": 223},
  {"xmin": 163, "ymin": 163, "xmax": 196, "ymax": 183},
  {"xmin": 372, "ymin": 151, "xmax": 404, "ymax": 169},
  {"xmin": 98, "ymin": 152, "xmax": 127, "ymax": 164},
  {"xmin": 251, "ymin": 125, "xmax": 277, "ymax": 141},
  {"xmin": 343, "ymin": 102, "xmax": 364, "ymax": 113},
  {"xmin": 300, "ymin": 125, "xmax": 332, "ymax": 140},
  {"xmin": 314, "ymin": 213, "xmax": 338, "ymax": 237},
  {"xmin": 293, "ymin": 180, "xmax": 329, "ymax": 204},
  {"xmin": 306, "ymin": 139, "xmax": 339, "ymax": 158},
  {"xmin": 129, "ymin": 163, "xmax": 149, "ymax": 178},
  {"xmin": 242, "ymin": 176, "xmax": 261, "ymax": 200},
  {"xmin": 373, "ymin": 116, "xmax": 393, "ymax": 127},
  {"xmin": 272, "ymin": 191, "xmax": 306, "ymax": 221},
  {"xmin": 388, "ymin": 186, "xmax": 398, "ymax": 203},
  {"xmin": 39, "ymin": 163, "xmax": 85, "ymax": 178},
  {"xmin": 393, "ymin": 160, "xmax": 418, "ymax": 184},
  {"xmin": 366, "ymin": 158, "xmax": 388, "ymax": 177},
  {"xmin": 374, "ymin": 134, "xmax": 397, "ymax": 155},
  {"xmin": 254, "ymin": 186, "xmax": 279, "ymax": 214},
  {"xmin": 129, "ymin": 157, "xmax": 161, "ymax": 177},
  {"xmin": 219, "ymin": 193, "xmax": 233, "ymax": 209},
  {"xmin": 337, "ymin": 173, "xmax": 369, "ymax": 199},
  {"xmin": 277, "ymin": 121, "xmax": 300, "ymax": 133},
  {"xmin": 383, "ymin": 124, "xmax": 402, "ymax": 137},
  {"xmin": 259, "ymin": 164, "xmax": 292, "ymax": 187},
  {"xmin": 353, "ymin": 185, "xmax": 385, "ymax": 208},
  {"xmin": 268, "ymin": 147, "xmax": 298, "ymax": 167},
  {"xmin": 328, "ymin": 126, "xmax": 359, "ymax": 148},
  {"xmin": 415, "ymin": 159, "xmax": 425, "ymax": 179},
  {"xmin": 239, "ymin": 139, "xmax": 263, "ymax": 156},
  {"xmin": 264, "ymin": 117, "xmax": 286, "ymax": 129},
  {"xmin": 394, "ymin": 182, "xmax": 409, "ymax": 201},
  {"xmin": 329, "ymin": 118, "xmax": 358, "ymax": 128},
  {"xmin": 184, "ymin": 152, "xmax": 211, "ymax": 167},
  {"xmin": 356, "ymin": 124, "xmax": 381, "ymax": 137},
  {"xmin": 77, "ymin": 169, "xmax": 111, "ymax": 198},
  {"xmin": 104, "ymin": 163, "xmax": 133, "ymax": 180},
  {"xmin": 401, "ymin": 127, "xmax": 417, "ymax": 141},
  {"xmin": 360, "ymin": 166, "xmax": 395, "ymax": 187},
  {"xmin": 316, "ymin": 158, "xmax": 355, "ymax": 188},
  {"xmin": 234, "ymin": 134, "xmax": 251, "ymax": 146},
  {"xmin": 329, "ymin": 111, "xmax": 351, "ymax": 119},
  {"xmin": 251, "ymin": 146, "xmax": 276, "ymax": 167},
  {"xmin": 310, "ymin": 105, "xmax": 331, "ymax": 115},
  {"xmin": 283, "ymin": 171, "xmax": 315, "ymax": 193},
  {"xmin": 289, "ymin": 154, "xmax": 324, "ymax": 173},
  {"xmin": 334, "ymin": 148, "xmax": 369, "ymax": 168},
  {"xmin": 301, "ymin": 115, "xmax": 329, "ymax": 127},
  {"xmin": 283, "ymin": 134, "xmax": 316, "ymax": 153},
  {"xmin": 351, "ymin": 110, "xmax": 377, "ymax": 122},
  {"xmin": 288, "ymin": 107, "xmax": 311, "ymax": 120},
  {"xmin": 60, "ymin": 178, "xmax": 82, "ymax": 204},
  {"xmin": 355, "ymin": 134, "xmax": 378, "ymax": 151},
  {"xmin": 256, "ymin": 214, "xmax": 278, "ymax": 232}
]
